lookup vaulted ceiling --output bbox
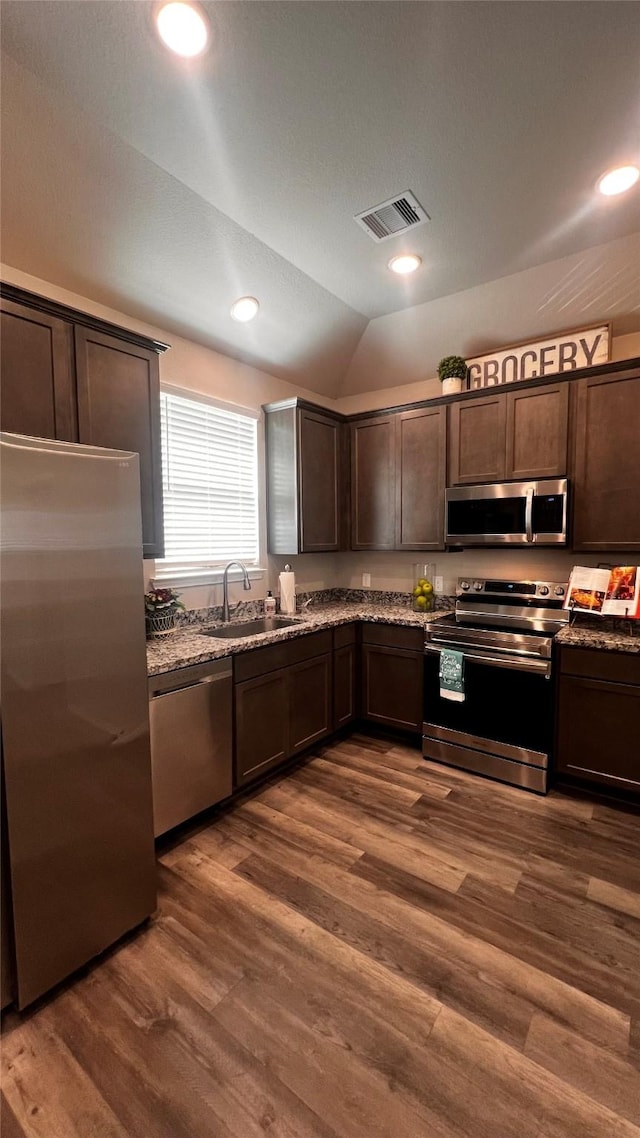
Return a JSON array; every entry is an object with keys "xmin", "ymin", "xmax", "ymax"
[{"xmin": 1, "ymin": 1, "xmax": 639, "ymax": 396}]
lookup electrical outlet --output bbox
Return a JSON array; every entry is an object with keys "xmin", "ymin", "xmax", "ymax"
[
  {"xmin": 362, "ymin": 572, "xmax": 371, "ymax": 588},
  {"xmin": 434, "ymin": 575, "xmax": 444, "ymax": 594}
]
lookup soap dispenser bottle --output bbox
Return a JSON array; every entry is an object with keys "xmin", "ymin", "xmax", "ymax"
[{"xmin": 264, "ymin": 590, "xmax": 277, "ymax": 616}]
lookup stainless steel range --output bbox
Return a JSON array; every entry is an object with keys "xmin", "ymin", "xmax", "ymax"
[{"xmin": 422, "ymin": 577, "xmax": 570, "ymax": 794}]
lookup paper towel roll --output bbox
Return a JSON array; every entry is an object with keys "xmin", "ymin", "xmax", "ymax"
[{"xmin": 279, "ymin": 570, "xmax": 296, "ymax": 615}]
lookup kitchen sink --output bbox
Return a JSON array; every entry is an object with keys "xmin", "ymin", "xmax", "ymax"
[{"xmin": 201, "ymin": 616, "xmax": 303, "ymax": 639}]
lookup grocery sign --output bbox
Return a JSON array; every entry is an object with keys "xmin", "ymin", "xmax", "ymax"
[{"xmin": 467, "ymin": 324, "xmax": 610, "ymax": 389}]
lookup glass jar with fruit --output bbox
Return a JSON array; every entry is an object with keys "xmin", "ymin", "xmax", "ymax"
[{"xmin": 412, "ymin": 563, "xmax": 435, "ymax": 612}]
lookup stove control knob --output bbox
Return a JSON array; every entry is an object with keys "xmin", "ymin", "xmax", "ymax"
[
  {"xmin": 460, "ymin": 580, "xmax": 470, "ymax": 591},
  {"xmin": 473, "ymin": 581, "xmax": 483, "ymax": 591},
  {"xmin": 554, "ymin": 586, "xmax": 565, "ymax": 597},
  {"xmin": 538, "ymin": 585, "xmax": 550, "ymax": 596}
]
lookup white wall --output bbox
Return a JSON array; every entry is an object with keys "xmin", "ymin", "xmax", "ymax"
[
  {"xmin": 340, "ymin": 233, "xmax": 640, "ymax": 397},
  {"xmin": 334, "ymin": 548, "xmax": 609, "ymax": 597},
  {"xmin": 335, "ymin": 329, "xmax": 640, "ymax": 416},
  {"xmin": 4, "ymin": 261, "xmax": 637, "ymax": 608},
  {"xmin": 1, "ymin": 262, "xmax": 340, "ymax": 608}
]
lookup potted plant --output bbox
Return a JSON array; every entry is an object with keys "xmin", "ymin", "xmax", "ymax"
[
  {"xmin": 438, "ymin": 355, "xmax": 468, "ymax": 395},
  {"xmin": 144, "ymin": 587, "xmax": 185, "ymax": 638}
]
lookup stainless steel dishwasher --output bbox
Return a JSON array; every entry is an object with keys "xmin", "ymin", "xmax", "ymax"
[{"xmin": 148, "ymin": 658, "xmax": 233, "ymax": 837}]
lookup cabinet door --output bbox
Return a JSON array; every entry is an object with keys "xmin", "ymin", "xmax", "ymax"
[
  {"xmin": 0, "ymin": 298, "xmax": 76, "ymax": 441},
  {"xmin": 361, "ymin": 645, "xmax": 423, "ymax": 732},
  {"xmin": 298, "ymin": 408, "xmax": 343, "ymax": 552},
  {"xmin": 235, "ymin": 669, "xmax": 289, "ymax": 788},
  {"xmin": 572, "ymin": 368, "xmax": 640, "ymax": 552},
  {"xmin": 333, "ymin": 642, "xmax": 358, "ymax": 729},
  {"xmin": 395, "ymin": 406, "xmax": 446, "ymax": 550},
  {"xmin": 289, "ymin": 653, "xmax": 332, "ymax": 753},
  {"xmin": 351, "ymin": 415, "xmax": 396, "ymax": 549},
  {"xmin": 557, "ymin": 675, "xmax": 640, "ymax": 793},
  {"xmin": 74, "ymin": 328, "xmax": 164, "ymax": 558},
  {"xmin": 448, "ymin": 395, "xmax": 507, "ymax": 485},
  {"xmin": 505, "ymin": 382, "xmax": 569, "ymax": 480}
]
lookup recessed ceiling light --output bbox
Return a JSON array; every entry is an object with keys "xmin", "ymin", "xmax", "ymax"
[
  {"xmin": 231, "ymin": 296, "xmax": 260, "ymax": 323},
  {"xmin": 156, "ymin": 2, "xmax": 209, "ymax": 57},
  {"xmin": 388, "ymin": 254, "xmax": 422, "ymax": 275},
  {"xmin": 597, "ymin": 165, "xmax": 639, "ymax": 197}
]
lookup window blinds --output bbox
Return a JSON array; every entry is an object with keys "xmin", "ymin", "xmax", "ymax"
[{"xmin": 159, "ymin": 387, "xmax": 259, "ymax": 567}]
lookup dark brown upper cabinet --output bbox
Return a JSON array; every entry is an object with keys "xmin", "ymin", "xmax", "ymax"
[
  {"xmin": 505, "ymin": 382, "xmax": 569, "ymax": 480},
  {"xmin": 0, "ymin": 285, "xmax": 168, "ymax": 560},
  {"xmin": 448, "ymin": 382, "xmax": 569, "ymax": 486},
  {"xmin": 448, "ymin": 394, "xmax": 507, "ymax": 485},
  {"xmin": 395, "ymin": 405, "xmax": 446, "ymax": 550},
  {"xmin": 0, "ymin": 298, "xmax": 76, "ymax": 442},
  {"xmin": 350, "ymin": 414, "xmax": 397, "ymax": 550},
  {"xmin": 572, "ymin": 365, "xmax": 640, "ymax": 552},
  {"xmin": 74, "ymin": 328, "xmax": 164, "ymax": 559},
  {"xmin": 351, "ymin": 405, "xmax": 446, "ymax": 551},
  {"xmin": 264, "ymin": 399, "xmax": 348, "ymax": 554}
]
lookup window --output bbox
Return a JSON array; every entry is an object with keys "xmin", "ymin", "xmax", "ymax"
[{"xmin": 158, "ymin": 385, "xmax": 259, "ymax": 571}]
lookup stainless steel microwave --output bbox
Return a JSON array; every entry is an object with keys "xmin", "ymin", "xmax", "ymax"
[{"xmin": 445, "ymin": 478, "xmax": 568, "ymax": 546}]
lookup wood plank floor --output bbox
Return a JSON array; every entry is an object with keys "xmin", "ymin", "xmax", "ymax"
[{"xmin": 3, "ymin": 733, "xmax": 640, "ymax": 1137}]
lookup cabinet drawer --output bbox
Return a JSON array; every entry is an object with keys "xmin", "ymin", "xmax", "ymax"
[
  {"xmin": 234, "ymin": 629, "xmax": 332, "ymax": 682},
  {"xmin": 361, "ymin": 622, "xmax": 424, "ymax": 652},
  {"xmin": 559, "ymin": 647, "xmax": 640, "ymax": 686}
]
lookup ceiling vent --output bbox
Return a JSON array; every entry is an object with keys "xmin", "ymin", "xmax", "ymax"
[{"xmin": 354, "ymin": 190, "xmax": 429, "ymax": 243}]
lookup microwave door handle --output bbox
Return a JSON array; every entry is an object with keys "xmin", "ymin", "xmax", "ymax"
[{"xmin": 525, "ymin": 487, "xmax": 534, "ymax": 542}]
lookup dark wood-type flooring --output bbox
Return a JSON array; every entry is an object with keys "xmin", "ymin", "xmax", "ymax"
[{"xmin": 3, "ymin": 734, "xmax": 640, "ymax": 1136}]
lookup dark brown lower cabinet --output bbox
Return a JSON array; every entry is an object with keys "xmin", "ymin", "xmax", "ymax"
[
  {"xmin": 333, "ymin": 624, "xmax": 359, "ymax": 730},
  {"xmin": 290, "ymin": 654, "xmax": 332, "ymax": 753},
  {"xmin": 556, "ymin": 648, "xmax": 640, "ymax": 794},
  {"xmin": 234, "ymin": 668, "xmax": 289, "ymax": 787},
  {"xmin": 234, "ymin": 631, "xmax": 333, "ymax": 788},
  {"xmin": 361, "ymin": 624, "xmax": 424, "ymax": 733}
]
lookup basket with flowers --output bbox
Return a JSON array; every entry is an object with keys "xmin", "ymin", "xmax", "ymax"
[{"xmin": 144, "ymin": 587, "xmax": 185, "ymax": 638}]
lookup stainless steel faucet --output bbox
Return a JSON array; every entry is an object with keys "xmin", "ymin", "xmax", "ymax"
[{"xmin": 222, "ymin": 561, "xmax": 251, "ymax": 622}]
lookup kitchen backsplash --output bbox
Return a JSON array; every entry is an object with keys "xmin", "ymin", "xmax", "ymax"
[
  {"xmin": 149, "ymin": 548, "xmax": 610, "ymax": 617},
  {"xmin": 173, "ymin": 586, "xmax": 455, "ymax": 627},
  {"xmin": 331, "ymin": 549, "xmax": 609, "ymax": 594}
]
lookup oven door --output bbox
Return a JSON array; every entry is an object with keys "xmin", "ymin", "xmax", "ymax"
[{"xmin": 423, "ymin": 643, "xmax": 554, "ymax": 792}]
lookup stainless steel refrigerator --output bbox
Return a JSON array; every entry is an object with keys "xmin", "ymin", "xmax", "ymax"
[{"xmin": 0, "ymin": 432, "xmax": 157, "ymax": 1009}]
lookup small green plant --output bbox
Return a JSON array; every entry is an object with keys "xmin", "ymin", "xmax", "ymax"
[{"xmin": 437, "ymin": 355, "xmax": 468, "ymax": 382}]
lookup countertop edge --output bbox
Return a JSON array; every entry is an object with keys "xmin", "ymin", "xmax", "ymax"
[
  {"xmin": 146, "ymin": 605, "xmax": 454, "ymax": 677},
  {"xmin": 147, "ymin": 605, "xmax": 640, "ymax": 677}
]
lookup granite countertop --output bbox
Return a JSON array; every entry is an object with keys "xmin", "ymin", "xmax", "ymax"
[
  {"xmin": 555, "ymin": 622, "xmax": 640, "ymax": 655},
  {"xmin": 147, "ymin": 602, "xmax": 454, "ymax": 676},
  {"xmin": 147, "ymin": 599, "xmax": 640, "ymax": 676}
]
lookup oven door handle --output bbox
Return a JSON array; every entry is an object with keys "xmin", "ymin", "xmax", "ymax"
[
  {"xmin": 525, "ymin": 486, "xmax": 534, "ymax": 543},
  {"xmin": 424, "ymin": 642, "xmax": 551, "ymax": 678}
]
